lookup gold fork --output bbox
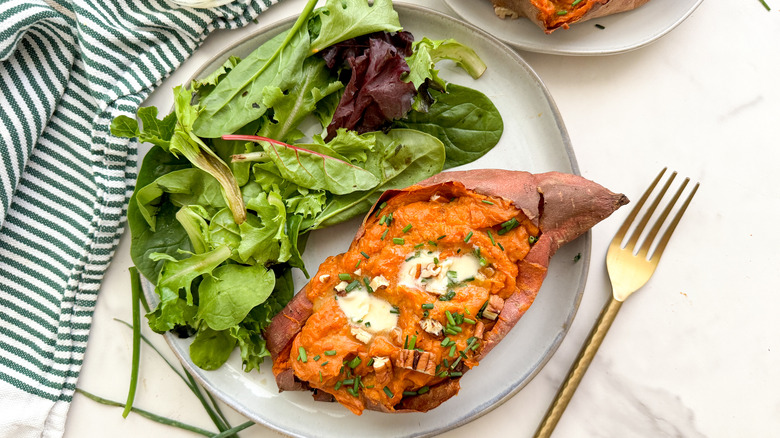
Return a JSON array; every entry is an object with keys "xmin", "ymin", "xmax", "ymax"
[{"xmin": 533, "ymin": 168, "xmax": 699, "ymax": 438}]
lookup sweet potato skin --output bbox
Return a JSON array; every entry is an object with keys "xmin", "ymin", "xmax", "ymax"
[
  {"xmin": 265, "ymin": 170, "xmax": 627, "ymax": 411},
  {"xmin": 489, "ymin": 0, "xmax": 652, "ymax": 34}
]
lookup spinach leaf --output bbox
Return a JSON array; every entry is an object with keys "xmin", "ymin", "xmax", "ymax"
[
  {"xmin": 193, "ymin": 0, "xmax": 318, "ymax": 138},
  {"xmin": 196, "ymin": 263, "xmax": 276, "ymax": 331},
  {"xmin": 225, "ymin": 135, "xmax": 380, "ymax": 195},
  {"xmin": 127, "ymin": 146, "xmax": 192, "ymax": 284},
  {"xmin": 135, "ymin": 168, "xmax": 226, "ymax": 230},
  {"xmin": 256, "ymin": 56, "xmax": 343, "ymax": 144},
  {"xmin": 309, "ymin": 0, "xmax": 401, "ymax": 53},
  {"xmin": 312, "ymin": 128, "xmax": 445, "ymax": 228},
  {"xmin": 189, "ymin": 325, "xmax": 237, "ymax": 371},
  {"xmin": 394, "ymin": 84, "xmax": 503, "ymax": 169}
]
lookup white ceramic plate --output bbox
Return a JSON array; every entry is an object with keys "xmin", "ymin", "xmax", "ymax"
[
  {"xmin": 443, "ymin": 0, "xmax": 703, "ymax": 55},
  {"xmin": 145, "ymin": 4, "xmax": 589, "ymax": 437}
]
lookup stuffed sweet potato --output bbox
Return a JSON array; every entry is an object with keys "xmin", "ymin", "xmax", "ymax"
[
  {"xmin": 266, "ymin": 169, "xmax": 628, "ymax": 414},
  {"xmin": 489, "ymin": 0, "xmax": 652, "ymax": 34}
]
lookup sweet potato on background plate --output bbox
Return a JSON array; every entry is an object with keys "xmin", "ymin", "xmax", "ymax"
[
  {"xmin": 489, "ymin": 0, "xmax": 652, "ymax": 34},
  {"xmin": 265, "ymin": 169, "xmax": 628, "ymax": 414}
]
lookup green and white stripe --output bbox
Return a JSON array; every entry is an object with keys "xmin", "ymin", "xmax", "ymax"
[{"xmin": 0, "ymin": 0, "xmax": 276, "ymax": 435}]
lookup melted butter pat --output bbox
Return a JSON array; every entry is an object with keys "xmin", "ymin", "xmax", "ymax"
[
  {"xmin": 337, "ymin": 287, "xmax": 398, "ymax": 334},
  {"xmin": 398, "ymin": 251, "xmax": 481, "ymax": 295}
]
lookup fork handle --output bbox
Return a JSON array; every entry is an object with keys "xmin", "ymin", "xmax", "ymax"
[{"xmin": 533, "ymin": 296, "xmax": 624, "ymax": 438}]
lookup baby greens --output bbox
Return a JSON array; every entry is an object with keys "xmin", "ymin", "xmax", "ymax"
[{"xmin": 112, "ymin": 0, "xmax": 504, "ymax": 373}]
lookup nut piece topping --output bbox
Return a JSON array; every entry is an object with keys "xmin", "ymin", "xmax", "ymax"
[
  {"xmin": 319, "ymin": 274, "xmax": 331, "ymax": 282},
  {"xmin": 369, "ymin": 275, "xmax": 390, "ymax": 290},
  {"xmin": 420, "ymin": 263, "xmax": 441, "ymax": 279},
  {"xmin": 482, "ymin": 295, "xmax": 505, "ymax": 321},
  {"xmin": 350, "ymin": 326, "xmax": 373, "ymax": 344},
  {"xmin": 395, "ymin": 349, "xmax": 437, "ymax": 376},
  {"xmin": 419, "ymin": 318, "xmax": 443, "ymax": 336},
  {"xmin": 372, "ymin": 356, "xmax": 392, "ymax": 385},
  {"xmin": 334, "ymin": 281, "xmax": 349, "ymax": 292}
]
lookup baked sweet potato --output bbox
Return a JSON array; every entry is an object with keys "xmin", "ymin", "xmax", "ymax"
[
  {"xmin": 489, "ymin": 0, "xmax": 652, "ymax": 34},
  {"xmin": 266, "ymin": 169, "xmax": 628, "ymax": 414}
]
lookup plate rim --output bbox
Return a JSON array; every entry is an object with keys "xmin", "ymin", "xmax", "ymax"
[
  {"xmin": 147, "ymin": 3, "xmax": 591, "ymax": 436},
  {"xmin": 442, "ymin": 0, "xmax": 705, "ymax": 56}
]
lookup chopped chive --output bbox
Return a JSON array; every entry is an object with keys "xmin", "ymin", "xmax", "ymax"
[
  {"xmin": 445, "ymin": 310, "xmax": 456, "ymax": 326},
  {"xmin": 595, "ymin": 23, "xmax": 605, "ymax": 29},
  {"xmin": 427, "ymin": 240, "xmax": 438, "ymax": 247},
  {"xmin": 355, "ymin": 259, "xmax": 361, "ymax": 268},
  {"xmin": 321, "ymin": 361, "xmax": 329, "ymax": 366},
  {"xmin": 379, "ymin": 215, "xmax": 387, "ymax": 225},
  {"xmin": 451, "ymin": 356, "xmax": 462, "ymax": 369},
  {"xmin": 338, "ymin": 273, "xmax": 351, "ymax": 281},
  {"xmin": 556, "ymin": 9, "xmax": 567, "ymax": 15},
  {"xmin": 449, "ymin": 344, "xmax": 457, "ymax": 357},
  {"xmin": 345, "ymin": 280, "xmax": 361, "ymax": 292},
  {"xmin": 481, "ymin": 199, "xmax": 494, "ymax": 205},
  {"xmin": 367, "ymin": 358, "xmax": 374, "ymax": 367},
  {"xmin": 529, "ymin": 235, "xmax": 538, "ymax": 244},
  {"xmin": 437, "ymin": 234, "xmax": 446, "ymax": 240},
  {"xmin": 402, "ymin": 224, "xmax": 412, "ymax": 233},
  {"xmin": 487, "ymin": 230, "xmax": 496, "ymax": 246},
  {"xmin": 423, "ymin": 310, "xmax": 429, "ymax": 318},
  {"xmin": 572, "ymin": 0, "xmax": 582, "ymax": 5},
  {"xmin": 313, "ymin": 355, "xmax": 321, "ymax": 361},
  {"xmin": 383, "ymin": 386, "xmax": 394, "ymax": 398},
  {"xmin": 498, "ymin": 218, "xmax": 519, "ymax": 235},
  {"xmin": 363, "ymin": 277, "xmax": 374, "ymax": 293},
  {"xmin": 438, "ymin": 370, "xmax": 449, "ymax": 378},
  {"xmin": 347, "ymin": 357, "xmax": 361, "ymax": 369},
  {"xmin": 417, "ymin": 386, "xmax": 430, "ymax": 394},
  {"xmin": 403, "ymin": 391, "xmax": 418, "ymax": 397},
  {"xmin": 319, "ymin": 371, "xmax": 323, "ymax": 382},
  {"xmin": 433, "ymin": 257, "xmax": 439, "ymax": 265},
  {"xmin": 450, "ymin": 371, "xmax": 463, "ymax": 377},
  {"xmin": 393, "ymin": 237, "xmax": 405, "ymax": 245},
  {"xmin": 463, "ymin": 317, "xmax": 476, "ymax": 325},
  {"xmin": 464, "ymin": 231, "xmax": 473, "ymax": 243},
  {"xmin": 457, "ymin": 248, "xmax": 462, "ymax": 253},
  {"xmin": 439, "ymin": 290, "xmax": 456, "ymax": 301},
  {"xmin": 414, "ymin": 242, "xmax": 424, "ymax": 249},
  {"xmin": 497, "ymin": 242, "xmax": 505, "ymax": 251},
  {"xmin": 390, "ymin": 305, "xmax": 400, "ymax": 314},
  {"xmin": 376, "ymin": 202, "xmax": 387, "ymax": 215},
  {"xmin": 381, "ymin": 229, "xmax": 389, "ymax": 240},
  {"xmin": 334, "ymin": 381, "xmax": 343, "ymax": 390},
  {"xmin": 298, "ymin": 347, "xmax": 308, "ymax": 363},
  {"xmin": 404, "ymin": 334, "xmax": 409, "ymax": 349},
  {"xmin": 450, "ymin": 325, "xmax": 463, "ymax": 333},
  {"xmin": 324, "ymin": 350, "xmax": 337, "ymax": 356},
  {"xmin": 365, "ymin": 321, "xmax": 371, "ymax": 327},
  {"xmin": 441, "ymin": 337, "xmax": 451, "ymax": 347},
  {"xmin": 361, "ymin": 251, "xmax": 370, "ymax": 259},
  {"xmin": 422, "ymin": 303, "xmax": 434, "ymax": 310}
]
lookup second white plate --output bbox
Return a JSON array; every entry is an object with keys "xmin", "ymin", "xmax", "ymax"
[{"xmin": 443, "ymin": 0, "xmax": 703, "ymax": 55}]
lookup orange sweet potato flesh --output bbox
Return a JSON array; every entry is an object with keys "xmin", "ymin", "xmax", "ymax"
[
  {"xmin": 489, "ymin": 0, "xmax": 652, "ymax": 34},
  {"xmin": 265, "ymin": 170, "xmax": 628, "ymax": 414}
]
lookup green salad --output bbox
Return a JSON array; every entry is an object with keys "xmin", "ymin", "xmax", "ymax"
[{"xmin": 111, "ymin": 0, "xmax": 504, "ymax": 373}]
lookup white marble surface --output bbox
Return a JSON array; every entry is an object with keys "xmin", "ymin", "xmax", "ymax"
[{"xmin": 63, "ymin": 1, "xmax": 780, "ymax": 437}]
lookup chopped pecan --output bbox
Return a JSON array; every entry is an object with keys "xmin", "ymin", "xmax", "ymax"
[
  {"xmin": 419, "ymin": 318, "xmax": 443, "ymax": 336},
  {"xmin": 420, "ymin": 263, "xmax": 440, "ymax": 278},
  {"xmin": 373, "ymin": 356, "xmax": 392, "ymax": 386},
  {"xmin": 474, "ymin": 320, "xmax": 485, "ymax": 339},
  {"xmin": 351, "ymin": 326, "xmax": 372, "ymax": 344},
  {"xmin": 369, "ymin": 275, "xmax": 390, "ymax": 290},
  {"xmin": 395, "ymin": 349, "xmax": 436, "ymax": 375},
  {"xmin": 482, "ymin": 295, "xmax": 505, "ymax": 321}
]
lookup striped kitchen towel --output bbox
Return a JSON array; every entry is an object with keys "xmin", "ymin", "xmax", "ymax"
[{"xmin": 0, "ymin": 0, "xmax": 278, "ymax": 436}]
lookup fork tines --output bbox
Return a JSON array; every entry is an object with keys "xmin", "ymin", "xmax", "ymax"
[{"xmin": 615, "ymin": 168, "xmax": 699, "ymax": 262}]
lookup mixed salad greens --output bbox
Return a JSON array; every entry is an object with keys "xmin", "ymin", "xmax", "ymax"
[{"xmin": 111, "ymin": 0, "xmax": 504, "ymax": 373}]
